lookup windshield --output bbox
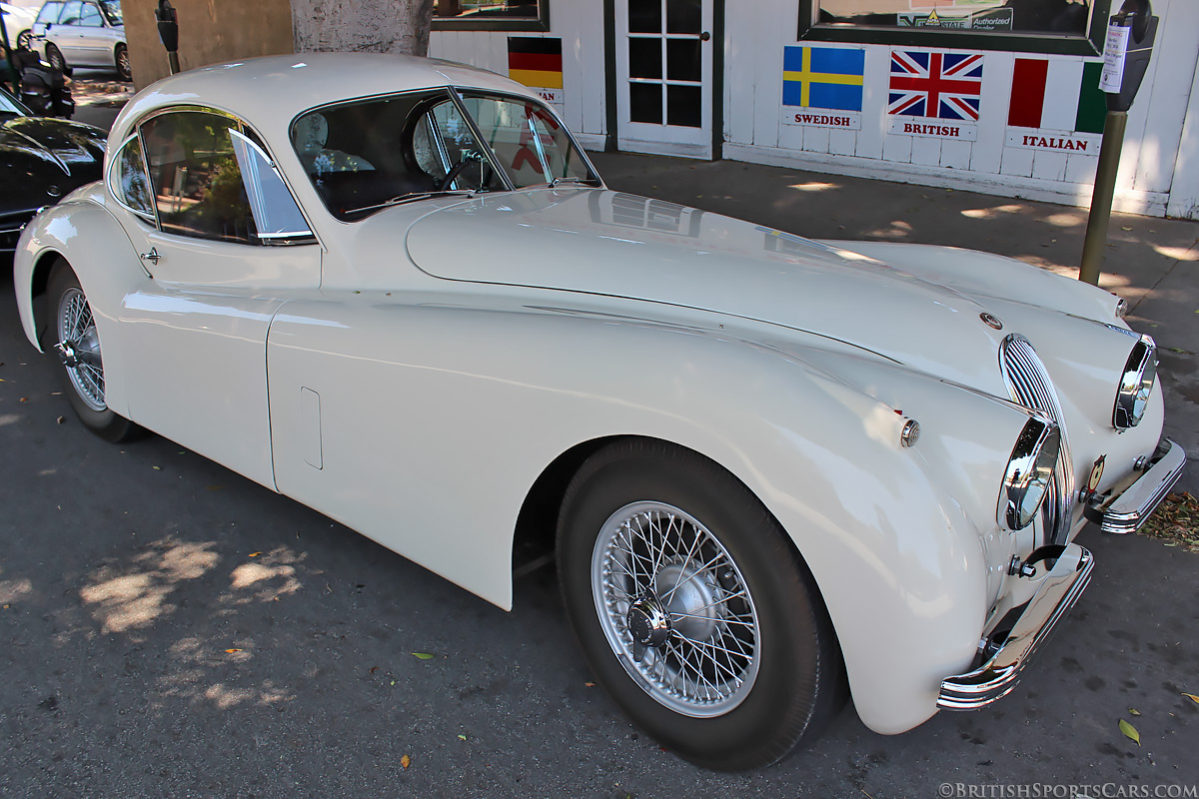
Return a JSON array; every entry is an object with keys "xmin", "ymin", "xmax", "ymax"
[
  {"xmin": 0, "ymin": 88, "xmax": 30, "ymax": 117},
  {"xmin": 99, "ymin": 0, "xmax": 120, "ymax": 25},
  {"xmin": 291, "ymin": 88, "xmax": 598, "ymax": 220}
]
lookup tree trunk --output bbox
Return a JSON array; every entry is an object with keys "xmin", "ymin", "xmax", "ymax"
[{"xmin": 290, "ymin": 0, "xmax": 435, "ymax": 57}]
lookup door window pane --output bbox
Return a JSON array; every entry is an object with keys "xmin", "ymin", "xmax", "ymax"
[
  {"xmin": 141, "ymin": 111, "xmax": 258, "ymax": 244},
  {"xmin": 666, "ymin": 38, "xmax": 701, "ymax": 81},
  {"xmin": 630, "ymin": 82, "xmax": 662, "ymax": 124},
  {"xmin": 628, "ymin": 0, "xmax": 662, "ymax": 33},
  {"xmin": 458, "ymin": 93, "xmax": 590, "ymax": 187},
  {"xmin": 665, "ymin": 0, "xmax": 701, "ymax": 33},
  {"xmin": 58, "ymin": 1, "xmax": 83, "ymax": 25},
  {"xmin": 629, "ymin": 37, "xmax": 662, "ymax": 79},
  {"xmin": 35, "ymin": 2, "xmax": 65, "ymax": 25},
  {"xmin": 228, "ymin": 130, "xmax": 314, "ymax": 242},
  {"xmin": 78, "ymin": 3, "xmax": 103, "ymax": 26},
  {"xmin": 666, "ymin": 84, "xmax": 701, "ymax": 127}
]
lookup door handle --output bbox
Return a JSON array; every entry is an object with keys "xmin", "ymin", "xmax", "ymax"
[{"xmin": 139, "ymin": 247, "xmax": 160, "ymax": 266}]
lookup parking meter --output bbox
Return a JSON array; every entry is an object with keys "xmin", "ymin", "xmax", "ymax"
[
  {"xmin": 1104, "ymin": 0, "xmax": 1157, "ymax": 112},
  {"xmin": 156, "ymin": 0, "xmax": 180, "ymax": 74}
]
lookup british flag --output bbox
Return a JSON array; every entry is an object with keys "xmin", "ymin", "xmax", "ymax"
[{"xmin": 889, "ymin": 51, "xmax": 984, "ymax": 120}]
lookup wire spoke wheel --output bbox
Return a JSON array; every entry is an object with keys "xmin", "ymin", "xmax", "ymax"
[
  {"xmin": 56, "ymin": 286, "xmax": 106, "ymax": 412},
  {"xmin": 591, "ymin": 501, "xmax": 760, "ymax": 717}
]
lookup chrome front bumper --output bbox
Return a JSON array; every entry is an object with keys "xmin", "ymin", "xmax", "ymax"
[
  {"xmin": 1084, "ymin": 439, "xmax": 1187, "ymax": 534},
  {"xmin": 938, "ymin": 543, "xmax": 1094, "ymax": 710}
]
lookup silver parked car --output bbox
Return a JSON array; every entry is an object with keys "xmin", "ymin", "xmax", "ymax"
[{"xmin": 31, "ymin": 0, "xmax": 127, "ymax": 80}]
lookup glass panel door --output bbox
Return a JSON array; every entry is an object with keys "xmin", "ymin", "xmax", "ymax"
[{"xmin": 615, "ymin": 0, "xmax": 714, "ymax": 159}]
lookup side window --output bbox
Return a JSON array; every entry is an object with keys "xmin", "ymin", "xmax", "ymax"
[
  {"xmin": 141, "ymin": 111, "xmax": 258, "ymax": 244},
  {"xmin": 78, "ymin": 3, "xmax": 103, "ymax": 26},
  {"xmin": 228, "ymin": 129, "xmax": 314, "ymax": 243},
  {"xmin": 36, "ymin": 1, "xmax": 65, "ymax": 25},
  {"xmin": 456, "ymin": 94, "xmax": 591, "ymax": 188},
  {"xmin": 59, "ymin": 1, "xmax": 83, "ymax": 25},
  {"xmin": 107, "ymin": 134, "xmax": 154, "ymax": 221},
  {"xmin": 423, "ymin": 100, "xmax": 506, "ymax": 192}
]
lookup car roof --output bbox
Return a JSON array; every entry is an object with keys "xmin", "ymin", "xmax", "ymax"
[{"xmin": 109, "ymin": 53, "xmax": 538, "ymax": 147}]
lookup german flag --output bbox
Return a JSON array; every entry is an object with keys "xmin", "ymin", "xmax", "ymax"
[{"xmin": 508, "ymin": 37, "xmax": 563, "ymax": 90}]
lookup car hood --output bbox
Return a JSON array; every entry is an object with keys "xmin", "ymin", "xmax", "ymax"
[
  {"xmin": 404, "ymin": 188, "xmax": 1009, "ymax": 392},
  {"xmin": 0, "ymin": 116, "xmax": 105, "ymax": 213}
]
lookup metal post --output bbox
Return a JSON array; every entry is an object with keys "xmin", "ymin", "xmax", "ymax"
[
  {"xmin": 1079, "ymin": 110, "xmax": 1128, "ymax": 285},
  {"xmin": 167, "ymin": 51, "xmax": 180, "ymax": 75}
]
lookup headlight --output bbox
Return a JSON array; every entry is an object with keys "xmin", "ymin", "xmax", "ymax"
[
  {"xmin": 998, "ymin": 414, "xmax": 1061, "ymax": 531},
  {"xmin": 1113, "ymin": 335, "xmax": 1157, "ymax": 429}
]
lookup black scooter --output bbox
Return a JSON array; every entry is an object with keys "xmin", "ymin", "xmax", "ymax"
[{"xmin": 13, "ymin": 46, "xmax": 74, "ymax": 119}]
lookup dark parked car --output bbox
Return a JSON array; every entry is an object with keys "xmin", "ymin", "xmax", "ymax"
[{"xmin": 0, "ymin": 85, "xmax": 104, "ymax": 252}]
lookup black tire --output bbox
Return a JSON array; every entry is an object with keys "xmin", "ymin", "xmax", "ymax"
[
  {"xmin": 16, "ymin": 29, "xmax": 32, "ymax": 50},
  {"xmin": 556, "ymin": 440, "xmax": 845, "ymax": 770},
  {"xmin": 43, "ymin": 260, "xmax": 136, "ymax": 442},
  {"xmin": 114, "ymin": 43, "xmax": 131, "ymax": 81},
  {"xmin": 45, "ymin": 43, "xmax": 66, "ymax": 73}
]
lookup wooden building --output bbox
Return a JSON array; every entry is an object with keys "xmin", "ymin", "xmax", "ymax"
[{"xmin": 430, "ymin": 0, "xmax": 1199, "ymax": 219}]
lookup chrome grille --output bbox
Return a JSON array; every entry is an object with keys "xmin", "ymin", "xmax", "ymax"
[{"xmin": 999, "ymin": 334, "xmax": 1075, "ymax": 544}]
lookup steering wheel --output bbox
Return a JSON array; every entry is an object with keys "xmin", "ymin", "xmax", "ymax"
[
  {"xmin": 438, "ymin": 151, "xmax": 492, "ymax": 192},
  {"xmin": 439, "ymin": 158, "xmax": 472, "ymax": 191}
]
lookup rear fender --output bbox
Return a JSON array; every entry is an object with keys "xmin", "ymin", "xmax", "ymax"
[{"xmin": 14, "ymin": 187, "xmax": 146, "ymax": 417}]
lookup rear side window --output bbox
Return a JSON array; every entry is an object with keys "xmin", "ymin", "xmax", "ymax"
[
  {"xmin": 140, "ymin": 111, "xmax": 258, "ymax": 244},
  {"xmin": 108, "ymin": 134, "xmax": 154, "ymax": 221}
]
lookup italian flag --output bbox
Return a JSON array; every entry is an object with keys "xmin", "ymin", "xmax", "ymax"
[{"xmin": 1008, "ymin": 59, "xmax": 1106, "ymax": 135}]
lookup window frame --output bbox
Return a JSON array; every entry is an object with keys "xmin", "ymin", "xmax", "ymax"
[
  {"xmin": 432, "ymin": 0, "xmax": 549, "ymax": 33},
  {"xmin": 796, "ymin": 0, "xmax": 1112, "ymax": 56},
  {"xmin": 113, "ymin": 104, "xmax": 319, "ymax": 248}
]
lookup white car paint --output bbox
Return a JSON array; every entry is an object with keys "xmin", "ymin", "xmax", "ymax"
[{"xmin": 11, "ymin": 55, "xmax": 1174, "ymax": 739}]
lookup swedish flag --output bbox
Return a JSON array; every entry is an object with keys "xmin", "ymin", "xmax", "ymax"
[{"xmin": 783, "ymin": 46, "xmax": 865, "ymax": 112}]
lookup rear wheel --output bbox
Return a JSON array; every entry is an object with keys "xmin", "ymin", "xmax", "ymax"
[
  {"xmin": 45, "ymin": 43, "xmax": 65, "ymax": 73},
  {"xmin": 557, "ymin": 440, "xmax": 844, "ymax": 770},
  {"xmin": 115, "ymin": 43, "xmax": 130, "ymax": 81},
  {"xmin": 43, "ymin": 260, "xmax": 135, "ymax": 442},
  {"xmin": 16, "ymin": 29, "xmax": 31, "ymax": 50}
]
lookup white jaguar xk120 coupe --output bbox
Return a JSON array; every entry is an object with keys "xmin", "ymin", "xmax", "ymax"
[{"xmin": 12, "ymin": 54, "xmax": 1185, "ymax": 769}]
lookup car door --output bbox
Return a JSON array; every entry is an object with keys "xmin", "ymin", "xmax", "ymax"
[
  {"xmin": 47, "ymin": 0, "xmax": 84, "ymax": 62},
  {"xmin": 107, "ymin": 108, "xmax": 322, "ymax": 488},
  {"xmin": 71, "ymin": 1, "xmax": 107, "ymax": 66}
]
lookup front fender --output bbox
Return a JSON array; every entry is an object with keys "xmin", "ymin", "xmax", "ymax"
[
  {"xmin": 266, "ymin": 291, "xmax": 1032, "ymax": 735},
  {"xmin": 13, "ymin": 184, "xmax": 146, "ymax": 418}
]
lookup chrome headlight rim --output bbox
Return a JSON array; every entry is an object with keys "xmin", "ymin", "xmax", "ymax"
[
  {"xmin": 998, "ymin": 413, "xmax": 1062, "ymax": 531},
  {"xmin": 1113, "ymin": 335, "xmax": 1157, "ymax": 430}
]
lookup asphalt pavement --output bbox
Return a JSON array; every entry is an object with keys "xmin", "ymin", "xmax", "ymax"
[{"xmin": 0, "ymin": 84, "xmax": 1195, "ymax": 798}]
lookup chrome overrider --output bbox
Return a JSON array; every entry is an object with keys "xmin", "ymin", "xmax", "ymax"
[
  {"xmin": 938, "ymin": 544, "xmax": 1094, "ymax": 710},
  {"xmin": 1085, "ymin": 439, "xmax": 1187, "ymax": 534},
  {"xmin": 940, "ymin": 437, "xmax": 1186, "ymax": 710}
]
